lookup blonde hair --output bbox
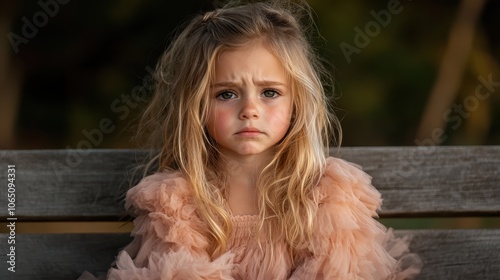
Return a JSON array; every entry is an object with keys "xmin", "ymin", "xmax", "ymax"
[{"xmin": 137, "ymin": 0, "xmax": 341, "ymax": 258}]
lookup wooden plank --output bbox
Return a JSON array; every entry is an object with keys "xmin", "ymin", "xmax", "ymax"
[
  {"xmin": 0, "ymin": 229, "xmax": 498, "ymax": 279},
  {"xmin": 0, "ymin": 150, "xmax": 147, "ymax": 221},
  {"xmin": 0, "ymin": 233, "xmax": 132, "ymax": 280},
  {"xmin": 336, "ymin": 146, "xmax": 500, "ymax": 217},
  {"xmin": 0, "ymin": 147, "xmax": 499, "ymax": 220},
  {"xmin": 402, "ymin": 229, "xmax": 500, "ymax": 280}
]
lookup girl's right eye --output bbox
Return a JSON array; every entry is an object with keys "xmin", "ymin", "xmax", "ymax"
[{"xmin": 216, "ymin": 91, "xmax": 236, "ymax": 100}]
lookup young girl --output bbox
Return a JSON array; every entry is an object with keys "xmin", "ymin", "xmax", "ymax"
[{"xmin": 83, "ymin": 1, "xmax": 421, "ymax": 279}]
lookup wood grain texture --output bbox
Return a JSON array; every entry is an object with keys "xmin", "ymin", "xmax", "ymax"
[
  {"xmin": 399, "ymin": 229, "xmax": 500, "ymax": 280},
  {"xmin": 0, "ymin": 233, "xmax": 132, "ymax": 280},
  {"xmin": 335, "ymin": 146, "xmax": 500, "ymax": 217},
  {"xmin": 0, "ymin": 229, "xmax": 498, "ymax": 280},
  {"xmin": 0, "ymin": 146, "xmax": 499, "ymax": 220},
  {"xmin": 0, "ymin": 149, "xmax": 146, "ymax": 221}
]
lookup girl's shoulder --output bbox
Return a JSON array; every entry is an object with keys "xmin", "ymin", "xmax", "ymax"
[
  {"xmin": 312, "ymin": 157, "xmax": 382, "ymax": 216},
  {"xmin": 125, "ymin": 169, "xmax": 193, "ymax": 214},
  {"xmin": 297, "ymin": 158, "xmax": 422, "ymax": 278}
]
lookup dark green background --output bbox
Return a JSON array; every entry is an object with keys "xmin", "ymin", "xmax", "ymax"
[{"xmin": 3, "ymin": 0, "xmax": 499, "ymax": 149}]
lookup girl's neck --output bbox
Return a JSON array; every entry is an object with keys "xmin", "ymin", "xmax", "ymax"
[
  {"xmin": 222, "ymin": 153, "xmax": 272, "ymax": 186},
  {"xmin": 221, "ymin": 153, "xmax": 273, "ymax": 216}
]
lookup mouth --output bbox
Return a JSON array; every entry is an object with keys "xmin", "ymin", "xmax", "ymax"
[{"xmin": 236, "ymin": 127, "xmax": 263, "ymax": 136}]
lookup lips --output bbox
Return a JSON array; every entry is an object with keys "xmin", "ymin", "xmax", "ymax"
[{"xmin": 236, "ymin": 127, "xmax": 263, "ymax": 136}]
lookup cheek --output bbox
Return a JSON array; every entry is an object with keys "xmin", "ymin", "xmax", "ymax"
[
  {"xmin": 207, "ymin": 107, "xmax": 232, "ymax": 138},
  {"xmin": 267, "ymin": 106, "xmax": 292, "ymax": 133}
]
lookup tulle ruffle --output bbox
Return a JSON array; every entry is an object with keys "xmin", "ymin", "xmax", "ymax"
[
  {"xmin": 79, "ymin": 157, "xmax": 421, "ymax": 279},
  {"xmin": 108, "ymin": 248, "xmax": 235, "ymax": 280},
  {"xmin": 290, "ymin": 158, "xmax": 422, "ymax": 279},
  {"xmin": 84, "ymin": 171, "xmax": 235, "ymax": 279}
]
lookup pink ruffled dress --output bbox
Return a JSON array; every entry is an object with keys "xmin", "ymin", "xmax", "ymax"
[{"xmin": 82, "ymin": 157, "xmax": 422, "ymax": 279}]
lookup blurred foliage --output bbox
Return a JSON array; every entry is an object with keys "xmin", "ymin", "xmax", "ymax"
[{"xmin": 2, "ymin": 0, "xmax": 500, "ymax": 149}]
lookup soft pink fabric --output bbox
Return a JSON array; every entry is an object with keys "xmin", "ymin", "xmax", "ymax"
[{"xmin": 81, "ymin": 157, "xmax": 422, "ymax": 279}]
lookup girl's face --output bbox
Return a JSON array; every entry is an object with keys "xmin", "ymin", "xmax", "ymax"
[{"xmin": 207, "ymin": 41, "xmax": 292, "ymax": 162}]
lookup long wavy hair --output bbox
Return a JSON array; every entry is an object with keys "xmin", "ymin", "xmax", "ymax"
[{"xmin": 136, "ymin": 0, "xmax": 341, "ymax": 259}]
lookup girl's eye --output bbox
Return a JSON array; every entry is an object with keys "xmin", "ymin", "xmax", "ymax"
[
  {"xmin": 262, "ymin": 89, "xmax": 279, "ymax": 98},
  {"xmin": 216, "ymin": 91, "xmax": 236, "ymax": 100}
]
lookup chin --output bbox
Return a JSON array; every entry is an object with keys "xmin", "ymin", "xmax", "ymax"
[
  {"xmin": 236, "ymin": 148, "xmax": 267, "ymax": 156},
  {"xmin": 238, "ymin": 150, "xmax": 262, "ymax": 156}
]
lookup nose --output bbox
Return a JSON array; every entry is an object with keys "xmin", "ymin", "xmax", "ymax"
[{"xmin": 239, "ymin": 97, "xmax": 259, "ymax": 120}]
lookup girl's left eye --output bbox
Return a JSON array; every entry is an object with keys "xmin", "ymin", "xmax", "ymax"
[{"xmin": 262, "ymin": 89, "xmax": 279, "ymax": 98}]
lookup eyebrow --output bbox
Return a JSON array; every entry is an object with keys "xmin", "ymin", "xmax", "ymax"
[{"xmin": 212, "ymin": 80, "xmax": 288, "ymax": 88}]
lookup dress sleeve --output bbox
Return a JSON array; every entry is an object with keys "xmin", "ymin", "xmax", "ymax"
[
  {"xmin": 106, "ymin": 171, "xmax": 235, "ymax": 280},
  {"xmin": 290, "ymin": 157, "xmax": 422, "ymax": 280}
]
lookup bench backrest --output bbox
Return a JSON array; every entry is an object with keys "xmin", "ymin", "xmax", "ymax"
[{"xmin": 0, "ymin": 146, "xmax": 499, "ymax": 279}]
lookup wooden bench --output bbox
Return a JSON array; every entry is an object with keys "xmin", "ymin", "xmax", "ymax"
[{"xmin": 1, "ymin": 146, "xmax": 499, "ymax": 279}]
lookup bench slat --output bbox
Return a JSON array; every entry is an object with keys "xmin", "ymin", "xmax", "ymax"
[
  {"xmin": 337, "ymin": 146, "xmax": 500, "ymax": 217},
  {"xmin": 0, "ymin": 229, "xmax": 498, "ymax": 279},
  {"xmin": 0, "ymin": 233, "xmax": 131, "ymax": 280},
  {"xmin": 402, "ymin": 229, "xmax": 500, "ymax": 279},
  {"xmin": 0, "ymin": 150, "xmax": 142, "ymax": 221},
  {"xmin": 0, "ymin": 146, "xmax": 499, "ymax": 220}
]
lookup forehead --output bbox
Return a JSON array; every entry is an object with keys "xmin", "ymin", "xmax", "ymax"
[{"xmin": 213, "ymin": 40, "xmax": 288, "ymax": 84}]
